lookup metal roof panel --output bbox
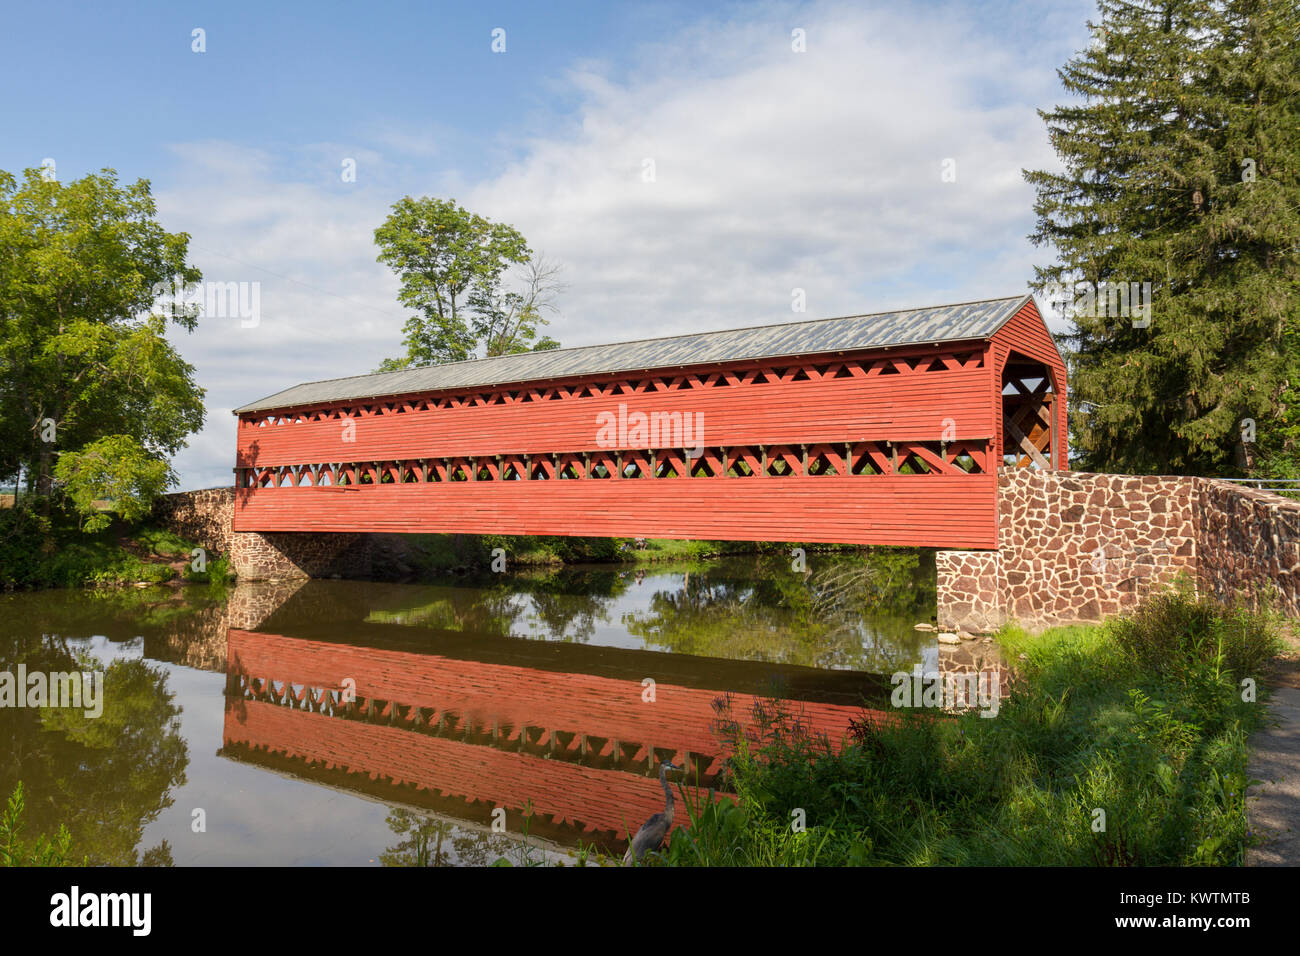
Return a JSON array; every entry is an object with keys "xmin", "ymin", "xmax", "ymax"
[{"xmin": 233, "ymin": 294, "xmax": 1029, "ymax": 414}]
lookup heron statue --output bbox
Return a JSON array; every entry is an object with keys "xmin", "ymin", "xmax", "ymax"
[{"xmin": 623, "ymin": 761, "xmax": 682, "ymax": 865}]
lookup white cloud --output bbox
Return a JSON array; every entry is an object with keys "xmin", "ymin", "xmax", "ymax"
[{"xmin": 159, "ymin": 0, "xmax": 1090, "ymax": 489}]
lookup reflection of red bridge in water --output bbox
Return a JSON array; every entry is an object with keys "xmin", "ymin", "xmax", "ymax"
[{"xmin": 222, "ymin": 628, "xmax": 885, "ymax": 848}]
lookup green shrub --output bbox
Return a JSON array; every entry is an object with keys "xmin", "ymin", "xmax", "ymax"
[
  {"xmin": 1, "ymin": 783, "xmax": 84, "ymax": 867},
  {"xmin": 1110, "ymin": 587, "xmax": 1284, "ymax": 684},
  {"xmin": 131, "ymin": 526, "xmax": 195, "ymax": 557},
  {"xmin": 87, "ymin": 554, "xmax": 176, "ymax": 586},
  {"xmin": 182, "ymin": 553, "xmax": 234, "ymax": 588},
  {"xmin": 0, "ymin": 504, "xmax": 53, "ymax": 589}
]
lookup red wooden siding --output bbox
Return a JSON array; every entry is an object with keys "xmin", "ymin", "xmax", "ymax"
[
  {"xmin": 233, "ymin": 474, "xmax": 997, "ymax": 547},
  {"xmin": 236, "ymin": 346, "xmax": 993, "ymax": 465}
]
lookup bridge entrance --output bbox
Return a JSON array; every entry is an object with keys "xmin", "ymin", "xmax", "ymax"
[{"xmin": 1001, "ymin": 351, "xmax": 1058, "ymax": 471}]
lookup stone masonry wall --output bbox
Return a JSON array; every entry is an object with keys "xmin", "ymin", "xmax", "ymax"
[
  {"xmin": 936, "ymin": 470, "xmax": 1297, "ymax": 632},
  {"xmin": 996, "ymin": 471, "xmax": 1198, "ymax": 629},
  {"xmin": 1197, "ymin": 479, "xmax": 1300, "ymax": 618},
  {"xmin": 934, "ymin": 550, "xmax": 1002, "ymax": 633},
  {"xmin": 154, "ymin": 488, "xmax": 373, "ymax": 581},
  {"xmin": 152, "ymin": 487, "xmax": 235, "ymax": 555},
  {"xmin": 229, "ymin": 530, "xmax": 374, "ymax": 581}
]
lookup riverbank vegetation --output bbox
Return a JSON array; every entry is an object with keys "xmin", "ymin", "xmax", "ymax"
[
  {"xmin": 654, "ymin": 589, "xmax": 1284, "ymax": 866},
  {"xmin": 0, "ymin": 497, "xmax": 231, "ymax": 590},
  {"xmin": 1, "ymin": 783, "xmax": 82, "ymax": 866},
  {"xmin": 401, "ymin": 530, "xmax": 872, "ymax": 573}
]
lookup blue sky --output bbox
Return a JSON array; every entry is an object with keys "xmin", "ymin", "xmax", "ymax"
[
  {"xmin": 3, "ymin": 1, "xmax": 721, "ymax": 182},
  {"xmin": 1, "ymin": 0, "xmax": 1097, "ymax": 488}
]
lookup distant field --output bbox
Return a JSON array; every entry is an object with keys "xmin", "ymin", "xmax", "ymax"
[{"xmin": 0, "ymin": 494, "xmax": 112, "ymax": 510}]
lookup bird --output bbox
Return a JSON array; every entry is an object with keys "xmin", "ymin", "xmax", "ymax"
[{"xmin": 623, "ymin": 761, "xmax": 681, "ymax": 865}]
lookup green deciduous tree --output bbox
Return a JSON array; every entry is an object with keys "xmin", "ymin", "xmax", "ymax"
[
  {"xmin": 373, "ymin": 197, "xmax": 561, "ymax": 369},
  {"xmin": 1024, "ymin": 0, "xmax": 1300, "ymax": 476},
  {"xmin": 0, "ymin": 167, "xmax": 205, "ymax": 523},
  {"xmin": 53, "ymin": 435, "xmax": 172, "ymax": 532}
]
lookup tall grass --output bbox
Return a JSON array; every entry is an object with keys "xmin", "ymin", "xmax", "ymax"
[{"xmin": 662, "ymin": 591, "xmax": 1284, "ymax": 866}]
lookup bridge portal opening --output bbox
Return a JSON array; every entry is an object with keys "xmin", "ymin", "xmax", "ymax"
[{"xmin": 1001, "ymin": 352, "xmax": 1056, "ymax": 470}]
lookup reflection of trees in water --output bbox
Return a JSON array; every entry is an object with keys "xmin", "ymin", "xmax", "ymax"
[
  {"xmin": 379, "ymin": 808, "xmax": 558, "ymax": 867},
  {"xmin": 306, "ymin": 554, "xmax": 933, "ymax": 665},
  {"xmin": 808, "ymin": 549, "xmax": 934, "ymax": 623},
  {"xmin": 506, "ymin": 567, "xmax": 628, "ymax": 644},
  {"xmin": 0, "ymin": 633, "xmax": 187, "ymax": 866},
  {"xmin": 519, "ymin": 587, "xmax": 612, "ymax": 644},
  {"xmin": 366, "ymin": 548, "xmax": 935, "ymax": 671},
  {"xmin": 0, "ymin": 586, "xmax": 229, "ymax": 660},
  {"xmin": 365, "ymin": 587, "xmax": 518, "ymax": 635},
  {"xmin": 366, "ymin": 568, "xmax": 630, "ymax": 644},
  {"xmin": 622, "ymin": 551, "xmax": 935, "ymax": 671},
  {"xmin": 380, "ymin": 809, "xmax": 456, "ymax": 866}
]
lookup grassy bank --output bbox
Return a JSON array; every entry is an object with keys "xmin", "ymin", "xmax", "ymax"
[
  {"xmin": 654, "ymin": 589, "xmax": 1284, "ymax": 866},
  {"xmin": 0, "ymin": 499, "xmax": 232, "ymax": 590}
]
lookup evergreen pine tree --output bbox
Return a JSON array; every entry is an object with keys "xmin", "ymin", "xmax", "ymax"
[{"xmin": 1025, "ymin": 0, "xmax": 1300, "ymax": 476}]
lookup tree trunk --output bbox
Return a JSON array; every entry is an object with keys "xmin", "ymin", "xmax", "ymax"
[
  {"xmin": 35, "ymin": 434, "xmax": 53, "ymax": 518},
  {"xmin": 1235, "ymin": 437, "xmax": 1256, "ymax": 474}
]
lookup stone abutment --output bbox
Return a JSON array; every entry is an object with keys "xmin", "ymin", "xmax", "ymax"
[
  {"xmin": 153, "ymin": 488, "xmax": 373, "ymax": 581},
  {"xmin": 938, "ymin": 471, "xmax": 1300, "ymax": 632}
]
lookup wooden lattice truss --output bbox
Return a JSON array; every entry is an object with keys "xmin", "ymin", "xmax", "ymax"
[
  {"xmin": 1002, "ymin": 359, "xmax": 1055, "ymax": 470},
  {"xmin": 236, "ymin": 439, "xmax": 993, "ymax": 489}
]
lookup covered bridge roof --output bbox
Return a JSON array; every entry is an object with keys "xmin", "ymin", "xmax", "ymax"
[{"xmin": 234, "ymin": 293, "xmax": 1033, "ymax": 414}]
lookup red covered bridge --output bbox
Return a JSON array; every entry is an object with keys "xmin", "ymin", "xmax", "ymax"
[{"xmin": 232, "ymin": 294, "xmax": 1065, "ymax": 549}]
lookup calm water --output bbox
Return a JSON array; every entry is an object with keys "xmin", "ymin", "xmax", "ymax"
[{"xmin": 0, "ymin": 552, "xmax": 937, "ymax": 866}]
